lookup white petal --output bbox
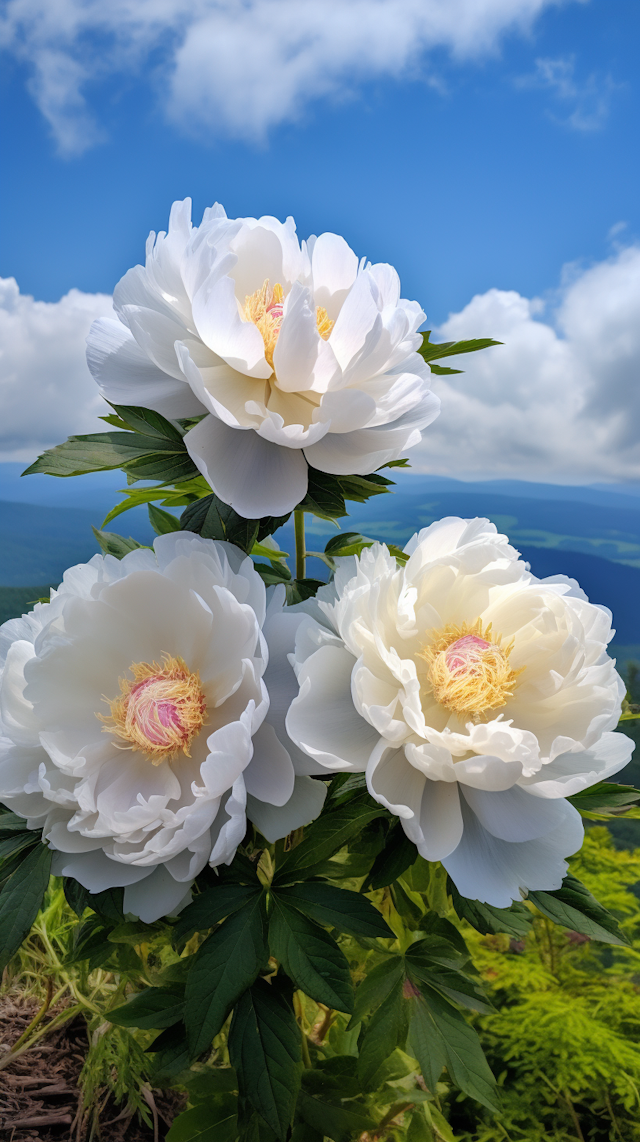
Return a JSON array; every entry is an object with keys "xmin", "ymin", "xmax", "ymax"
[
  {"xmin": 272, "ymin": 282, "xmax": 320, "ymax": 393},
  {"xmin": 244, "ymin": 722, "xmax": 295, "ymax": 807},
  {"xmin": 415, "ymin": 779, "xmax": 464, "ymax": 861},
  {"xmin": 443, "ymin": 797, "xmax": 584, "ymax": 907},
  {"xmin": 311, "ymin": 233, "xmax": 359, "ymax": 318},
  {"xmin": 123, "ymin": 863, "xmax": 194, "ymax": 922},
  {"xmin": 522, "ymin": 731, "xmax": 635, "ymax": 798},
  {"xmin": 460, "ymin": 784, "xmax": 571, "ymax": 842},
  {"xmin": 86, "ymin": 317, "xmax": 204, "ymax": 418},
  {"xmin": 209, "ymin": 780, "xmax": 247, "ymax": 866},
  {"xmin": 453, "ymin": 755, "xmax": 524, "ymax": 791},
  {"xmin": 286, "ymin": 644, "xmax": 379, "ymax": 771},
  {"xmin": 192, "ymin": 274, "xmax": 271, "ymax": 378},
  {"xmin": 366, "ymin": 742, "xmax": 425, "ymax": 823},
  {"xmin": 247, "ymin": 775, "xmax": 327, "ymax": 843},
  {"xmin": 49, "ymin": 848, "xmax": 152, "ymax": 891},
  {"xmin": 184, "ymin": 415, "xmax": 308, "ymax": 517}
]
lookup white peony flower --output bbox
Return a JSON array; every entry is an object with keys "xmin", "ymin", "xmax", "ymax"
[
  {"xmin": 0, "ymin": 533, "xmax": 325, "ymax": 922},
  {"xmin": 86, "ymin": 199, "xmax": 440, "ymax": 518},
  {"xmin": 283, "ymin": 518, "xmax": 634, "ymax": 906}
]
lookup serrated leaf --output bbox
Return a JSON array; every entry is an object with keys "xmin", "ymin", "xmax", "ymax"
[
  {"xmin": 296, "ymin": 1089, "xmax": 374, "ymax": 1142},
  {"xmin": 357, "ymin": 979, "xmax": 409, "ymax": 1085},
  {"xmin": 228, "ymin": 978, "xmax": 301, "ymax": 1140},
  {"xmin": 180, "ymin": 493, "xmax": 259, "ymax": 553},
  {"xmin": 109, "ymin": 986, "xmax": 184, "ymax": 1030},
  {"xmin": 23, "ymin": 429, "xmax": 196, "ymax": 482},
  {"xmin": 276, "ymin": 882, "xmax": 394, "ymax": 939},
  {"xmin": 447, "ymin": 877, "xmax": 533, "ymax": 938},
  {"xmin": 529, "ymin": 873, "xmax": 629, "ymax": 945},
  {"xmin": 298, "ymin": 469, "xmax": 346, "ymax": 520},
  {"xmin": 568, "ymin": 781, "xmax": 640, "ymax": 815},
  {"xmin": 274, "ymin": 796, "xmax": 388, "ymax": 884},
  {"xmin": 166, "ymin": 1097, "xmax": 238, "ymax": 1142},
  {"xmin": 148, "ymin": 502, "xmax": 181, "ymax": 534},
  {"xmin": 419, "ymin": 333, "xmax": 501, "ymax": 364},
  {"xmin": 285, "ymin": 578, "xmax": 324, "ymax": 604},
  {"xmin": 109, "ymin": 404, "xmax": 185, "ymax": 441},
  {"xmin": 92, "ymin": 526, "xmax": 150, "ymax": 560},
  {"xmin": 173, "ymin": 883, "xmax": 263, "ymax": 944},
  {"xmin": 268, "ymin": 898, "xmax": 354, "ymax": 1012},
  {"xmin": 408, "ymin": 986, "xmax": 498, "ymax": 1111},
  {"xmin": 348, "ymin": 956, "xmax": 404, "ymax": 1028},
  {"xmin": 184, "ymin": 893, "xmax": 268, "ymax": 1056},
  {"xmin": 364, "ymin": 821, "xmax": 417, "ymax": 890},
  {"xmin": 63, "ymin": 879, "xmax": 124, "ymax": 922},
  {"xmin": 0, "ymin": 842, "xmax": 52, "ymax": 970}
]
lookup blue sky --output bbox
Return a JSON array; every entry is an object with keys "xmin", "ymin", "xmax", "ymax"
[{"xmin": 0, "ymin": 0, "xmax": 639, "ymax": 483}]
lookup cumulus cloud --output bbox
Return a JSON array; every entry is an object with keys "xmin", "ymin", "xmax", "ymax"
[
  {"xmin": 0, "ymin": 278, "xmax": 113, "ymax": 461},
  {"xmin": 0, "ymin": 0, "xmax": 576, "ymax": 154},
  {"xmin": 415, "ymin": 244, "xmax": 640, "ymax": 484},
  {"xmin": 1, "ymin": 244, "xmax": 639, "ymax": 483},
  {"xmin": 517, "ymin": 55, "xmax": 620, "ymax": 131}
]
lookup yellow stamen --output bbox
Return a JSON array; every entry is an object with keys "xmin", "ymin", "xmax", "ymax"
[
  {"xmin": 242, "ymin": 279, "xmax": 334, "ymax": 370},
  {"xmin": 98, "ymin": 653, "xmax": 207, "ymax": 765},
  {"xmin": 418, "ymin": 619, "xmax": 523, "ymax": 720}
]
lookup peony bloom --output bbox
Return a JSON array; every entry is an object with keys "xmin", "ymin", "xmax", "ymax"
[
  {"xmin": 0, "ymin": 533, "xmax": 325, "ymax": 921},
  {"xmin": 86, "ymin": 199, "xmax": 440, "ymax": 518},
  {"xmin": 283, "ymin": 518, "xmax": 634, "ymax": 906}
]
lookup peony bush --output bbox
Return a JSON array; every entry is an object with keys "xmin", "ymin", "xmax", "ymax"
[{"xmin": 1, "ymin": 198, "xmax": 638, "ymax": 1141}]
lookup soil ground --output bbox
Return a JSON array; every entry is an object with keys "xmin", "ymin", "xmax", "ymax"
[{"xmin": 0, "ymin": 994, "xmax": 184, "ymax": 1141}]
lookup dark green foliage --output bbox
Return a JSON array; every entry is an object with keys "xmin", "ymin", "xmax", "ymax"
[
  {"xmin": 92, "ymin": 525, "xmax": 149, "ymax": 559},
  {"xmin": 276, "ymin": 882, "xmax": 394, "ymax": 938},
  {"xmin": 447, "ymin": 876, "xmax": 533, "ymax": 938},
  {"xmin": 357, "ymin": 979, "xmax": 409, "ymax": 1084},
  {"xmin": 298, "ymin": 467, "xmax": 393, "ymax": 521},
  {"xmin": 528, "ymin": 871, "xmax": 630, "ymax": 945},
  {"xmin": 109, "ymin": 986, "xmax": 185, "ymax": 1030},
  {"xmin": 418, "ymin": 332, "xmax": 502, "ymax": 374},
  {"xmin": 184, "ymin": 893, "xmax": 269, "ymax": 1056},
  {"xmin": 0, "ymin": 841, "xmax": 52, "ymax": 970},
  {"xmin": 166, "ymin": 1095, "xmax": 238, "ymax": 1142},
  {"xmin": 268, "ymin": 898, "xmax": 354, "ymax": 1012},
  {"xmin": 173, "ymin": 883, "xmax": 264, "ymax": 944},
  {"xmin": 274, "ymin": 793, "xmax": 388, "ymax": 883},
  {"xmin": 148, "ymin": 502, "xmax": 182, "ymax": 534},
  {"xmin": 228, "ymin": 978, "xmax": 301, "ymax": 1139},
  {"xmin": 63, "ymin": 878, "xmax": 125, "ymax": 922},
  {"xmin": 365, "ymin": 821, "xmax": 417, "ymax": 889},
  {"xmin": 568, "ymin": 780, "xmax": 640, "ymax": 815}
]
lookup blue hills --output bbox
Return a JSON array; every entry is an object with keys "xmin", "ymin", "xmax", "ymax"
[{"xmin": 1, "ymin": 463, "xmax": 639, "ymax": 665}]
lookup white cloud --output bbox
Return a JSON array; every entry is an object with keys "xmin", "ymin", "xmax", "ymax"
[
  {"xmin": 0, "ymin": 278, "xmax": 113, "ymax": 461},
  {"xmin": 517, "ymin": 55, "xmax": 619, "ymax": 131},
  {"xmin": 413, "ymin": 244, "xmax": 640, "ymax": 484},
  {"xmin": 1, "ymin": 244, "xmax": 639, "ymax": 483},
  {"xmin": 0, "ymin": 0, "xmax": 578, "ymax": 154}
]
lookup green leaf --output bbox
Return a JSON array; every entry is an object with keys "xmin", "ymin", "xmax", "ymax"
[
  {"xmin": 0, "ymin": 842, "xmax": 52, "ymax": 971},
  {"xmin": 357, "ymin": 978, "xmax": 409, "ymax": 1085},
  {"xmin": 108, "ymin": 404, "xmax": 185, "ymax": 440},
  {"xmin": 228, "ymin": 977, "xmax": 301, "ymax": 1140},
  {"xmin": 148, "ymin": 502, "xmax": 181, "ymax": 534},
  {"xmin": 447, "ymin": 877, "xmax": 533, "ymax": 938},
  {"xmin": 146, "ymin": 1023, "xmax": 191, "ymax": 1079},
  {"xmin": 405, "ymin": 939, "xmax": 493, "ymax": 1014},
  {"xmin": 24, "ymin": 429, "xmax": 197, "ymax": 482},
  {"xmin": 364, "ymin": 822, "xmax": 417, "ymax": 890},
  {"xmin": 251, "ymin": 540, "xmax": 289, "ymax": 563},
  {"xmin": 276, "ymin": 882, "xmax": 394, "ymax": 939},
  {"xmin": 254, "ymin": 562, "xmax": 292, "ymax": 587},
  {"xmin": 348, "ymin": 955, "xmax": 404, "ymax": 1028},
  {"xmin": 568, "ymin": 781, "xmax": 640, "ymax": 816},
  {"xmin": 274, "ymin": 796, "xmax": 388, "ymax": 884},
  {"xmin": 268, "ymin": 898, "xmax": 354, "ymax": 1012},
  {"xmin": 296, "ymin": 1089, "xmax": 374, "ymax": 1142},
  {"xmin": 298, "ymin": 468, "xmax": 393, "ymax": 522},
  {"xmin": 92, "ymin": 526, "xmax": 150, "ymax": 560},
  {"xmin": 285, "ymin": 578, "xmax": 324, "ymax": 604},
  {"xmin": 428, "ymin": 363, "xmax": 463, "ymax": 375},
  {"xmin": 63, "ymin": 879, "xmax": 124, "ymax": 922},
  {"xmin": 529, "ymin": 873, "xmax": 629, "ymax": 945},
  {"xmin": 174, "ymin": 884, "xmax": 263, "ymax": 944},
  {"xmin": 408, "ymin": 986, "xmax": 498, "ymax": 1111},
  {"xmin": 0, "ymin": 812, "xmax": 36, "ymax": 838},
  {"xmin": 0, "ymin": 830, "xmax": 39, "ymax": 861},
  {"xmin": 109, "ymin": 986, "xmax": 184, "ymax": 1030},
  {"xmin": 167, "ymin": 1097, "xmax": 238, "ymax": 1142},
  {"xmin": 180, "ymin": 493, "xmax": 259, "ymax": 553},
  {"xmin": 184, "ymin": 893, "xmax": 269, "ymax": 1056},
  {"xmin": 419, "ymin": 333, "xmax": 501, "ymax": 365}
]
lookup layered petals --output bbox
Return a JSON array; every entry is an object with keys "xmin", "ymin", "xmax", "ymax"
[
  {"xmin": 284, "ymin": 518, "xmax": 634, "ymax": 905},
  {"xmin": 0, "ymin": 534, "xmax": 325, "ymax": 920},
  {"xmin": 86, "ymin": 198, "xmax": 439, "ymax": 516}
]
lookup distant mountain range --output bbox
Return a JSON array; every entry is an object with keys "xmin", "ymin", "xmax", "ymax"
[{"xmin": 1, "ymin": 463, "xmax": 639, "ymax": 666}]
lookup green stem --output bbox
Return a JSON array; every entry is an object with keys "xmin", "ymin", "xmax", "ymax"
[
  {"xmin": 294, "ymin": 510, "xmax": 306, "ymax": 580},
  {"xmin": 0, "ymin": 1002, "xmax": 84, "ymax": 1071}
]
